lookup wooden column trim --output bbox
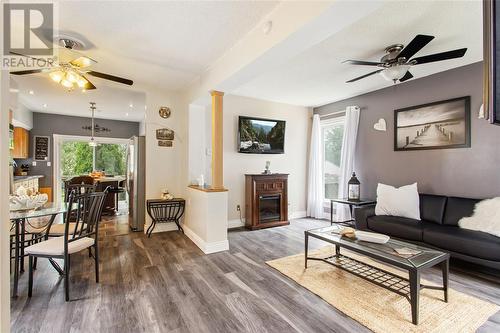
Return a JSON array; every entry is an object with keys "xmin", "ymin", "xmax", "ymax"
[{"xmin": 210, "ymin": 90, "xmax": 225, "ymax": 190}]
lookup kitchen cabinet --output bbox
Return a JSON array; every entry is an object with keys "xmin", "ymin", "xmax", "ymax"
[{"xmin": 13, "ymin": 127, "xmax": 29, "ymax": 159}]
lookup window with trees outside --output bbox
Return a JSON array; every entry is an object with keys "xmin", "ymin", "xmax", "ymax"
[
  {"xmin": 321, "ymin": 117, "xmax": 345, "ymax": 202},
  {"xmin": 61, "ymin": 141, "xmax": 127, "ymax": 178}
]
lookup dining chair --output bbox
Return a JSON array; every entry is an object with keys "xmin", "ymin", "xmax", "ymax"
[
  {"xmin": 67, "ymin": 176, "xmax": 95, "ymax": 185},
  {"xmin": 63, "ymin": 183, "xmax": 96, "ymax": 203},
  {"xmin": 25, "ymin": 190, "xmax": 107, "ymax": 301},
  {"xmin": 49, "ymin": 183, "xmax": 97, "ymax": 237}
]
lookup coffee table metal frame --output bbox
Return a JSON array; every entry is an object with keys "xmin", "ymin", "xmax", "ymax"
[{"xmin": 304, "ymin": 227, "xmax": 449, "ymax": 325}]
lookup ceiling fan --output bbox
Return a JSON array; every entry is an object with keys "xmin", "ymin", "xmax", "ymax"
[
  {"xmin": 9, "ymin": 38, "xmax": 133, "ymax": 91},
  {"xmin": 343, "ymin": 34, "xmax": 467, "ymax": 83}
]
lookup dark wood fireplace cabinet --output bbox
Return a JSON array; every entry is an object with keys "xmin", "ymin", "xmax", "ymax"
[{"xmin": 245, "ymin": 174, "xmax": 289, "ymax": 230}]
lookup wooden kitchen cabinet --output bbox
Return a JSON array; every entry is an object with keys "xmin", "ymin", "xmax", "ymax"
[{"xmin": 12, "ymin": 127, "xmax": 29, "ymax": 159}]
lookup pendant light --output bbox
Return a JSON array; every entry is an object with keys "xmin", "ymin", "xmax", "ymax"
[{"xmin": 89, "ymin": 102, "xmax": 98, "ymax": 147}]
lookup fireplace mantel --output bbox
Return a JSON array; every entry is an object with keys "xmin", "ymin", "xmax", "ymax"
[{"xmin": 245, "ymin": 174, "xmax": 289, "ymax": 230}]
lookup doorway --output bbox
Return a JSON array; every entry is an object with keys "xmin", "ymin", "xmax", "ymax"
[{"xmin": 53, "ymin": 135, "xmax": 129, "ymax": 213}]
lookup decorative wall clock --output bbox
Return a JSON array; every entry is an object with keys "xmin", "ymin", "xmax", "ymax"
[{"xmin": 159, "ymin": 107, "xmax": 171, "ymax": 119}]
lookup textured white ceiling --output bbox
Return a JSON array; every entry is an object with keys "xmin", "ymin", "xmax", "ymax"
[
  {"xmin": 232, "ymin": 1, "xmax": 483, "ymax": 107},
  {"xmin": 15, "ymin": 74, "xmax": 146, "ymax": 121},
  {"xmin": 12, "ymin": 0, "xmax": 279, "ymax": 119}
]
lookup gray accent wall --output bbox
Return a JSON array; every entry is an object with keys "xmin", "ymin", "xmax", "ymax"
[
  {"xmin": 314, "ymin": 62, "xmax": 500, "ymax": 199},
  {"xmin": 15, "ymin": 112, "xmax": 139, "ymax": 187}
]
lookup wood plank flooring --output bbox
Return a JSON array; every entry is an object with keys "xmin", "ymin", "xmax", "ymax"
[{"xmin": 11, "ymin": 218, "xmax": 500, "ymax": 333}]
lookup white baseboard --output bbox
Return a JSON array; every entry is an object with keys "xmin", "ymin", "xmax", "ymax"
[
  {"xmin": 227, "ymin": 210, "xmax": 307, "ymax": 230},
  {"xmin": 289, "ymin": 210, "xmax": 307, "ymax": 220},
  {"xmin": 228, "ymin": 218, "xmax": 245, "ymax": 229},
  {"xmin": 143, "ymin": 222, "xmax": 179, "ymax": 234},
  {"xmin": 183, "ymin": 224, "xmax": 229, "ymax": 254}
]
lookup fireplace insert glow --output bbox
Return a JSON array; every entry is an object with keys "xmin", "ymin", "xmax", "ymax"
[{"xmin": 259, "ymin": 194, "xmax": 281, "ymax": 222}]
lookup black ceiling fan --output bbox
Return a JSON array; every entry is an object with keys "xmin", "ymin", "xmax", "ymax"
[{"xmin": 343, "ymin": 34, "xmax": 467, "ymax": 83}]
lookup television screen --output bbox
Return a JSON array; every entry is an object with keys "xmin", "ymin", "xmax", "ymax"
[{"xmin": 238, "ymin": 116, "xmax": 286, "ymax": 154}]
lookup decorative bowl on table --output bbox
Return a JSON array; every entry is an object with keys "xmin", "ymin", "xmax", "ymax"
[
  {"xmin": 355, "ymin": 230, "xmax": 390, "ymax": 244},
  {"xmin": 9, "ymin": 186, "xmax": 48, "ymax": 211}
]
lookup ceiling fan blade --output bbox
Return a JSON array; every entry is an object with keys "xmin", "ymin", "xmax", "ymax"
[
  {"xmin": 10, "ymin": 69, "xmax": 48, "ymax": 75},
  {"xmin": 412, "ymin": 48, "xmax": 467, "ymax": 65},
  {"xmin": 86, "ymin": 70, "xmax": 133, "ymax": 85},
  {"xmin": 81, "ymin": 75, "xmax": 96, "ymax": 90},
  {"xmin": 10, "ymin": 51, "xmax": 41, "ymax": 60},
  {"xmin": 399, "ymin": 71, "xmax": 414, "ymax": 82},
  {"xmin": 346, "ymin": 69, "xmax": 383, "ymax": 83},
  {"xmin": 343, "ymin": 60, "xmax": 384, "ymax": 66},
  {"xmin": 397, "ymin": 34, "xmax": 435, "ymax": 61},
  {"xmin": 70, "ymin": 56, "xmax": 97, "ymax": 68}
]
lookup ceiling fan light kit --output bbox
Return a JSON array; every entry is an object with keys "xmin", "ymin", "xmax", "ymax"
[
  {"xmin": 344, "ymin": 34, "xmax": 467, "ymax": 84},
  {"xmin": 380, "ymin": 65, "xmax": 410, "ymax": 82},
  {"xmin": 50, "ymin": 68, "xmax": 89, "ymax": 90},
  {"xmin": 10, "ymin": 37, "xmax": 133, "ymax": 91}
]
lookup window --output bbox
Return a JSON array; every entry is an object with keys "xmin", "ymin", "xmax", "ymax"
[
  {"xmin": 322, "ymin": 117, "xmax": 345, "ymax": 201},
  {"xmin": 60, "ymin": 141, "xmax": 127, "ymax": 178}
]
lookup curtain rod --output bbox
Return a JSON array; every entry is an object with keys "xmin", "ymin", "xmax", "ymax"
[
  {"xmin": 315, "ymin": 106, "xmax": 361, "ymax": 119},
  {"xmin": 318, "ymin": 110, "xmax": 345, "ymax": 118}
]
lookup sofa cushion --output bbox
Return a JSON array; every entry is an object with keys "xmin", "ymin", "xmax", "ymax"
[
  {"xmin": 443, "ymin": 197, "xmax": 480, "ymax": 226},
  {"xmin": 367, "ymin": 215, "xmax": 423, "ymax": 241},
  {"xmin": 419, "ymin": 194, "xmax": 447, "ymax": 224},
  {"xmin": 423, "ymin": 224, "xmax": 500, "ymax": 261}
]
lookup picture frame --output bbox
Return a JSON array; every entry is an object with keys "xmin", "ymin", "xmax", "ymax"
[
  {"xmin": 156, "ymin": 128, "xmax": 174, "ymax": 140},
  {"xmin": 394, "ymin": 96, "xmax": 471, "ymax": 151},
  {"xmin": 158, "ymin": 140, "xmax": 173, "ymax": 147}
]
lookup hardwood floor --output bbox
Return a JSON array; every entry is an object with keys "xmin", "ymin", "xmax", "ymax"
[{"xmin": 11, "ymin": 217, "xmax": 500, "ymax": 333}]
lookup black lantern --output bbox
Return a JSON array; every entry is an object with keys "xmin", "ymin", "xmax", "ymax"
[{"xmin": 347, "ymin": 172, "xmax": 360, "ymax": 201}]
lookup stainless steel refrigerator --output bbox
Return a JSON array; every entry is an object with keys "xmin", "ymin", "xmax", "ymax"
[{"xmin": 127, "ymin": 136, "xmax": 145, "ymax": 231}]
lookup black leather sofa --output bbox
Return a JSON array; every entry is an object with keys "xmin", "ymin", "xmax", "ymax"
[{"xmin": 354, "ymin": 194, "xmax": 500, "ymax": 270}]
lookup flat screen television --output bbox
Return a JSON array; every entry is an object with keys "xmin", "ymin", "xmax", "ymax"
[{"xmin": 238, "ymin": 116, "xmax": 286, "ymax": 154}]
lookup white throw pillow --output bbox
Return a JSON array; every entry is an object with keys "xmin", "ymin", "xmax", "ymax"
[
  {"xmin": 375, "ymin": 183, "xmax": 420, "ymax": 220},
  {"xmin": 458, "ymin": 197, "xmax": 500, "ymax": 237}
]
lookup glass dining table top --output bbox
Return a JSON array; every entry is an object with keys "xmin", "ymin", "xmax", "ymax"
[{"xmin": 9, "ymin": 202, "xmax": 68, "ymax": 220}]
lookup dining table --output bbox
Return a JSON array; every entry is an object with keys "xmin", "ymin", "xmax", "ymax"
[{"xmin": 9, "ymin": 202, "xmax": 68, "ymax": 297}]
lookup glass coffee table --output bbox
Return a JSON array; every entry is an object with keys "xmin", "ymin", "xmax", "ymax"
[{"xmin": 305, "ymin": 225, "xmax": 450, "ymax": 325}]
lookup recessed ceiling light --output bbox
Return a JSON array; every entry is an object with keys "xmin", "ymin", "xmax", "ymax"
[
  {"xmin": 129, "ymin": 103, "xmax": 134, "ymax": 108},
  {"xmin": 28, "ymin": 90, "xmax": 34, "ymax": 95},
  {"xmin": 42, "ymin": 103, "xmax": 47, "ymax": 108},
  {"xmin": 125, "ymin": 113, "xmax": 129, "ymax": 117},
  {"xmin": 9, "ymin": 88, "xmax": 19, "ymax": 93},
  {"xmin": 262, "ymin": 21, "xmax": 273, "ymax": 35}
]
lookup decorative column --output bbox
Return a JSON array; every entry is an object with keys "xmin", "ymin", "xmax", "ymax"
[{"xmin": 210, "ymin": 90, "xmax": 225, "ymax": 189}]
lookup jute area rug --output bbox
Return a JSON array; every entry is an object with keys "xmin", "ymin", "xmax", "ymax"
[{"xmin": 266, "ymin": 246, "xmax": 499, "ymax": 333}]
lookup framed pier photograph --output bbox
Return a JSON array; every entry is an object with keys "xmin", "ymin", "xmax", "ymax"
[{"xmin": 394, "ymin": 96, "xmax": 471, "ymax": 151}]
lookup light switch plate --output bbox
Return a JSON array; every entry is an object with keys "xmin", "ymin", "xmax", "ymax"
[
  {"xmin": 47, "ymin": 161, "xmax": 51, "ymax": 167},
  {"xmin": 32, "ymin": 161, "xmax": 36, "ymax": 166}
]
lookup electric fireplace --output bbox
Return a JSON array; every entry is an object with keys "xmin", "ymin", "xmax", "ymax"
[{"xmin": 245, "ymin": 174, "xmax": 289, "ymax": 230}]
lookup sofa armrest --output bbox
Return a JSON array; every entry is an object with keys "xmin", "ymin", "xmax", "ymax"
[{"xmin": 354, "ymin": 205, "xmax": 376, "ymax": 230}]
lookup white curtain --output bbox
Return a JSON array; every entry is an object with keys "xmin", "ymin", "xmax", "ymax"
[
  {"xmin": 336, "ymin": 106, "xmax": 360, "ymax": 222},
  {"xmin": 307, "ymin": 114, "xmax": 324, "ymax": 218}
]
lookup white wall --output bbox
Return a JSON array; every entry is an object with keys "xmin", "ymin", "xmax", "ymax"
[
  {"xmin": 187, "ymin": 104, "xmax": 208, "ymax": 184},
  {"xmin": 9, "ymin": 79, "xmax": 33, "ymax": 130},
  {"xmin": 11, "ymin": 102, "xmax": 33, "ymax": 130},
  {"xmin": 144, "ymin": 89, "xmax": 189, "ymax": 232},
  {"xmin": 223, "ymin": 94, "xmax": 312, "ymax": 221}
]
